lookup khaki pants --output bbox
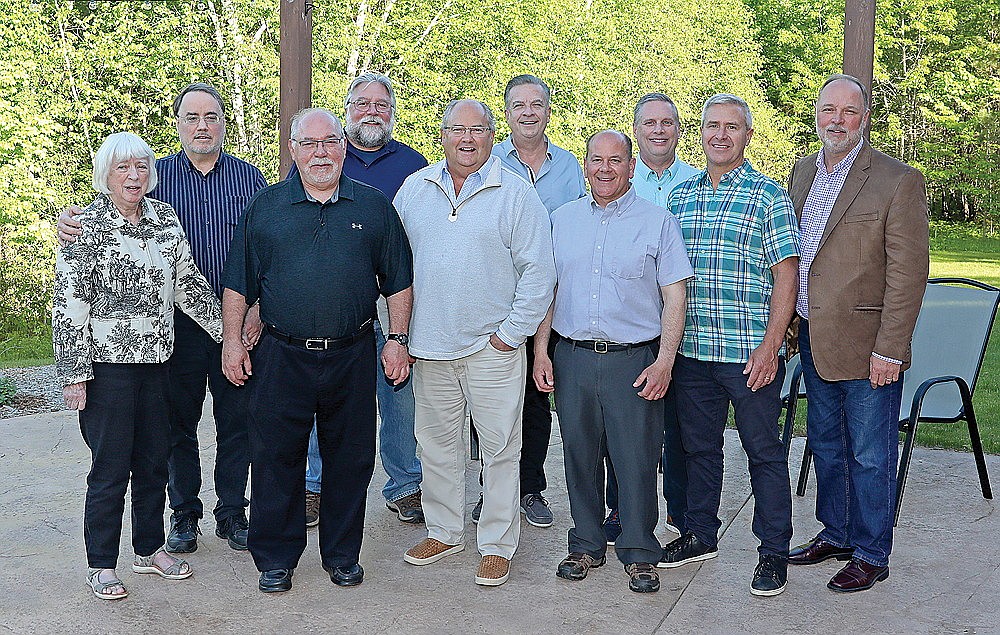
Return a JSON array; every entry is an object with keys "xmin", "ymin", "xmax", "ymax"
[{"xmin": 413, "ymin": 344, "xmax": 525, "ymax": 559}]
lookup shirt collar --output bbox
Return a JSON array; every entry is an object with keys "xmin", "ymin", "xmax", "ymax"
[
  {"xmin": 636, "ymin": 155, "xmax": 678, "ymax": 182},
  {"xmin": 699, "ymin": 158, "xmax": 751, "ymax": 188},
  {"xmin": 346, "ymin": 138, "xmax": 398, "ymax": 163},
  {"xmin": 177, "ymin": 149, "xmax": 224, "ymax": 175},
  {"xmin": 90, "ymin": 194, "xmax": 166, "ymax": 230},
  {"xmin": 289, "ymin": 170, "xmax": 354, "ymax": 204},
  {"xmin": 498, "ymin": 136, "xmax": 553, "ymax": 161},
  {"xmin": 589, "ymin": 186, "xmax": 637, "ymax": 217},
  {"xmin": 816, "ymin": 139, "xmax": 864, "ymax": 175}
]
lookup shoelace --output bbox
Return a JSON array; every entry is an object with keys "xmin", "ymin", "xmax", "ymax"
[{"xmin": 525, "ymin": 494, "xmax": 548, "ymax": 508}]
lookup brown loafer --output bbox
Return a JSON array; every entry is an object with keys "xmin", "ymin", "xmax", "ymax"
[
  {"xmin": 475, "ymin": 555, "xmax": 510, "ymax": 586},
  {"xmin": 788, "ymin": 536, "xmax": 854, "ymax": 565},
  {"xmin": 827, "ymin": 560, "xmax": 889, "ymax": 593},
  {"xmin": 403, "ymin": 538, "xmax": 464, "ymax": 565}
]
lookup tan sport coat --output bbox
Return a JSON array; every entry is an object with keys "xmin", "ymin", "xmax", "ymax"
[{"xmin": 788, "ymin": 142, "xmax": 929, "ymax": 381}]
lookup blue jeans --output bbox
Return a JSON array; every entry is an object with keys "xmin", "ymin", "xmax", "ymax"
[
  {"xmin": 306, "ymin": 320, "xmax": 421, "ymax": 502},
  {"xmin": 799, "ymin": 320, "xmax": 901, "ymax": 568}
]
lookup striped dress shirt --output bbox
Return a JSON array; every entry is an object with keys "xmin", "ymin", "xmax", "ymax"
[{"xmin": 151, "ymin": 151, "xmax": 267, "ymax": 297}]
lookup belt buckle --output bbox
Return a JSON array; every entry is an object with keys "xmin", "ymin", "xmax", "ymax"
[
  {"xmin": 305, "ymin": 338, "xmax": 327, "ymax": 351},
  {"xmin": 594, "ymin": 340, "xmax": 609, "ymax": 354}
]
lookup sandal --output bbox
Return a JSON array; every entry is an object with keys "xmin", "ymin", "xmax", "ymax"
[
  {"xmin": 86, "ymin": 568, "xmax": 128, "ymax": 600},
  {"xmin": 132, "ymin": 547, "xmax": 193, "ymax": 580}
]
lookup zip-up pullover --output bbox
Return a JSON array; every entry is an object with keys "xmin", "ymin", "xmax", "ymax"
[{"xmin": 393, "ymin": 156, "xmax": 556, "ymax": 360}]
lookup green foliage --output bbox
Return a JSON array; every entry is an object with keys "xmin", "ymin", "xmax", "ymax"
[{"xmin": 0, "ymin": 376, "xmax": 15, "ymax": 406}]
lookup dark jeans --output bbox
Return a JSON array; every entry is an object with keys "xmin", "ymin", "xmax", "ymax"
[
  {"xmin": 672, "ymin": 354, "xmax": 792, "ymax": 558},
  {"xmin": 247, "ymin": 330, "xmax": 377, "ymax": 572},
  {"xmin": 167, "ymin": 311, "xmax": 250, "ymax": 522},
  {"xmin": 799, "ymin": 320, "xmax": 901, "ymax": 567},
  {"xmin": 554, "ymin": 339, "xmax": 663, "ymax": 566},
  {"xmin": 80, "ymin": 362, "xmax": 170, "ymax": 568},
  {"xmin": 604, "ymin": 384, "xmax": 688, "ymax": 533}
]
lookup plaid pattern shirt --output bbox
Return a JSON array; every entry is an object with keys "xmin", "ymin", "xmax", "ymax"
[{"xmin": 669, "ymin": 160, "xmax": 800, "ymax": 364}]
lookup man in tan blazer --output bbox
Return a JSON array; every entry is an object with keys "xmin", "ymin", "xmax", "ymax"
[{"xmin": 785, "ymin": 74, "xmax": 929, "ymax": 593}]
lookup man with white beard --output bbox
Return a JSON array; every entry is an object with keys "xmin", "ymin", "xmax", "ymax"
[{"xmin": 289, "ymin": 74, "xmax": 428, "ymax": 529}]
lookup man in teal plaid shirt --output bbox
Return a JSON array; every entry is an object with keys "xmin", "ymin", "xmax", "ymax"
[{"xmin": 657, "ymin": 94, "xmax": 800, "ymax": 598}]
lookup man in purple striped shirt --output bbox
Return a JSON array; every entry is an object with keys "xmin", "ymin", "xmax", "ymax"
[{"xmin": 58, "ymin": 83, "xmax": 267, "ymax": 555}]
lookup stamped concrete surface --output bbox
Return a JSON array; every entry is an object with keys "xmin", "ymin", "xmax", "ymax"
[{"xmin": 1, "ymin": 404, "xmax": 997, "ymax": 634}]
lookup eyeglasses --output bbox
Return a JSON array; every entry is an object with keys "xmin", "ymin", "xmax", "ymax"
[
  {"xmin": 443, "ymin": 125, "xmax": 492, "ymax": 137},
  {"xmin": 178, "ymin": 114, "xmax": 222, "ymax": 126},
  {"xmin": 293, "ymin": 137, "xmax": 345, "ymax": 151},
  {"xmin": 349, "ymin": 99, "xmax": 392, "ymax": 113}
]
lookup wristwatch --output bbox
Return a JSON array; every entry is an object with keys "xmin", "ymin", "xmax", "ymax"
[{"xmin": 387, "ymin": 333, "xmax": 409, "ymax": 347}]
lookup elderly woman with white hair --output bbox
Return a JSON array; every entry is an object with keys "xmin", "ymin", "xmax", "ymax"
[{"xmin": 53, "ymin": 132, "xmax": 223, "ymax": 600}]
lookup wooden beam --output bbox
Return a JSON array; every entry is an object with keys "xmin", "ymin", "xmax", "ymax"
[
  {"xmin": 279, "ymin": 0, "xmax": 313, "ymax": 177},
  {"xmin": 843, "ymin": 0, "xmax": 876, "ymax": 105}
]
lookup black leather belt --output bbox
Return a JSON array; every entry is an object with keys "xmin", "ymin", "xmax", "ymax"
[
  {"xmin": 266, "ymin": 319, "xmax": 373, "ymax": 351},
  {"xmin": 563, "ymin": 336, "xmax": 659, "ymax": 354}
]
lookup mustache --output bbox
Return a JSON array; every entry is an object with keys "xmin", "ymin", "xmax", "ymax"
[{"xmin": 824, "ymin": 126, "xmax": 848, "ymax": 134}]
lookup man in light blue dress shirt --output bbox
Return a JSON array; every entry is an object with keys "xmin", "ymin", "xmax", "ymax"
[
  {"xmin": 480, "ymin": 74, "xmax": 586, "ymax": 530},
  {"xmin": 533, "ymin": 130, "xmax": 692, "ymax": 593},
  {"xmin": 602, "ymin": 93, "xmax": 699, "ymax": 545}
]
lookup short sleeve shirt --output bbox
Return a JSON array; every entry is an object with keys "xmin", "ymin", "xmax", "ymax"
[{"xmin": 669, "ymin": 160, "xmax": 800, "ymax": 363}]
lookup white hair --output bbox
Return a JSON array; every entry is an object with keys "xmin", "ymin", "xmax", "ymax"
[
  {"xmin": 290, "ymin": 108, "xmax": 342, "ymax": 139},
  {"xmin": 92, "ymin": 132, "xmax": 158, "ymax": 195}
]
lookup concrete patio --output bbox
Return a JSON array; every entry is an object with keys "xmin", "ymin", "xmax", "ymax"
[{"xmin": 1, "ymin": 405, "xmax": 997, "ymax": 634}]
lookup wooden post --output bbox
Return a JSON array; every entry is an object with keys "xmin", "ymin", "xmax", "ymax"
[
  {"xmin": 843, "ymin": 0, "xmax": 876, "ymax": 137},
  {"xmin": 279, "ymin": 0, "xmax": 312, "ymax": 177}
]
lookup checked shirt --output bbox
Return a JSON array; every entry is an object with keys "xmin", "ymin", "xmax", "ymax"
[{"xmin": 668, "ymin": 159, "xmax": 800, "ymax": 364}]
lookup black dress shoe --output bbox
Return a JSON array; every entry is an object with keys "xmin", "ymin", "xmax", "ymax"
[
  {"xmin": 259, "ymin": 568, "xmax": 294, "ymax": 593},
  {"xmin": 828, "ymin": 560, "xmax": 889, "ymax": 593},
  {"xmin": 325, "ymin": 563, "xmax": 364, "ymax": 587},
  {"xmin": 788, "ymin": 536, "xmax": 854, "ymax": 565},
  {"xmin": 166, "ymin": 512, "xmax": 201, "ymax": 554}
]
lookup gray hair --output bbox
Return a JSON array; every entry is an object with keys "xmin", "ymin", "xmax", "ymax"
[
  {"xmin": 819, "ymin": 73, "xmax": 870, "ymax": 112},
  {"xmin": 92, "ymin": 132, "xmax": 158, "ymax": 195},
  {"xmin": 633, "ymin": 92, "xmax": 680, "ymax": 127},
  {"xmin": 290, "ymin": 108, "xmax": 342, "ymax": 139},
  {"xmin": 701, "ymin": 93, "xmax": 753, "ymax": 129},
  {"xmin": 503, "ymin": 75, "xmax": 551, "ymax": 109},
  {"xmin": 441, "ymin": 100, "xmax": 497, "ymax": 131},
  {"xmin": 172, "ymin": 83, "xmax": 226, "ymax": 117},
  {"xmin": 344, "ymin": 72, "xmax": 397, "ymax": 110}
]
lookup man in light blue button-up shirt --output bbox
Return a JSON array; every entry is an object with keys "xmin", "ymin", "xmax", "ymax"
[
  {"xmin": 603, "ymin": 93, "xmax": 700, "ymax": 545},
  {"xmin": 484, "ymin": 75, "xmax": 587, "ymax": 529},
  {"xmin": 533, "ymin": 130, "xmax": 691, "ymax": 593}
]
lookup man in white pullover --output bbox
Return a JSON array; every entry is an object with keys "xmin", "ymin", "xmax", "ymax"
[{"xmin": 394, "ymin": 99, "xmax": 556, "ymax": 587}]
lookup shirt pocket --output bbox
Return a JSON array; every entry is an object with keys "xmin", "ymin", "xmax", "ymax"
[{"xmin": 610, "ymin": 244, "xmax": 655, "ymax": 280}]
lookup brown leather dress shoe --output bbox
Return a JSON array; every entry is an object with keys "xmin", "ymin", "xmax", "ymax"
[
  {"xmin": 827, "ymin": 560, "xmax": 889, "ymax": 593},
  {"xmin": 788, "ymin": 536, "xmax": 854, "ymax": 565}
]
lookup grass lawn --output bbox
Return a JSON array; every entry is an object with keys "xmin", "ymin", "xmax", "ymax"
[{"xmin": 0, "ymin": 334, "xmax": 53, "ymax": 369}]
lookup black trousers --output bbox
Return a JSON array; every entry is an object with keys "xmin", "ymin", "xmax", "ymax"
[
  {"xmin": 80, "ymin": 362, "xmax": 170, "ymax": 568},
  {"xmin": 167, "ymin": 311, "xmax": 250, "ymax": 522},
  {"xmin": 247, "ymin": 330, "xmax": 377, "ymax": 571},
  {"xmin": 520, "ymin": 335, "xmax": 556, "ymax": 494}
]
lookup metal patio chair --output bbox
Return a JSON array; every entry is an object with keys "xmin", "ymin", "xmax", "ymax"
[{"xmin": 794, "ymin": 278, "xmax": 997, "ymax": 525}]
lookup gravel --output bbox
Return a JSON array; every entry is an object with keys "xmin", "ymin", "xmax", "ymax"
[{"xmin": 0, "ymin": 365, "xmax": 66, "ymax": 418}]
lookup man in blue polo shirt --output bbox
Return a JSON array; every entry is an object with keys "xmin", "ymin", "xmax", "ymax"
[
  {"xmin": 473, "ymin": 74, "xmax": 585, "ymax": 530},
  {"xmin": 289, "ymin": 74, "xmax": 429, "ymax": 528},
  {"xmin": 57, "ymin": 83, "xmax": 268, "ymax": 553}
]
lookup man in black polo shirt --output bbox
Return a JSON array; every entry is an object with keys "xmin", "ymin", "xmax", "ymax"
[{"xmin": 221, "ymin": 108, "xmax": 414, "ymax": 593}]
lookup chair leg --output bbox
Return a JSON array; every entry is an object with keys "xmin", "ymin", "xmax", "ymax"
[
  {"xmin": 964, "ymin": 401, "xmax": 993, "ymax": 500},
  {"xmin": 795, "ymin": 440, "xmax": 812, "ymax": 497},
  {"xmin": 894, "ymin": 421, "xmax": 919, "ymax": 527},
  {"xmin": 781, "ymin": 398, "xmax": 796, "ymax": 461}
]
